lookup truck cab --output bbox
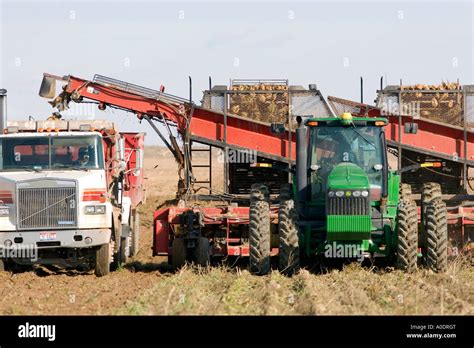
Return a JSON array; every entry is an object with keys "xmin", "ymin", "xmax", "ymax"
[{"xmin": 0, "ymin": 119, "xmax": 145, "ymax": 276}]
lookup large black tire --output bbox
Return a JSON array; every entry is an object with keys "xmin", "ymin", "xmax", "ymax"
[
  {"xmin": 95, "ymin": 243, "xmax": 111, "ymax": 277},
  {"xmin": 249, "ymin": 184, "xmax": 271, "ymax": 276},
  {"xmin": 171, "ymin": 238, "xmax": 187, "ymax": 269},
  {"xmin": 130, "ymin": 209, "xmax": 140, "ymax": 257},
  {"xmin": 400, "ymin": 183, "xmax": 412, "ymax": 200},
  {"xmin": 421, "ymin": 182, "xmax": 442, "ymax": 224},
  {"xmin": 280, "ymin": 183, "xmax": 292, "ymax": 201},
  {"xmin": 396, "ymin": 199, "xmax": 418, "ymax": 272},
  {"xmin": 278, "ymin": 197, "xmax": 299, "ymax": 276},
  {"xmin": 195, "ymin": 237, "xmax": 210, "ymax": 267},
  {"xmin": 424, "ymin": 200, "xmax": 448, "ymax": 272}
]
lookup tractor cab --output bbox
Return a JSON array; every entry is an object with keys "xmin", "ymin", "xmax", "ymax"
[
  {"xmin": 294, "ymin": 113, "xmax": 391, "ymax": 244},
  {"xmin": 306, "ymin": 113, "xmax": 388, "ymax": 203}
]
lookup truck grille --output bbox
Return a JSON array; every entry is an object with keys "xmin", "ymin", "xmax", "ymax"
[
  {"xmin": 18, "ymin": 187, "xmax": 77, "ymax": 230},
  {"xmin": 327, "ymin": 196, "xmax": 370, "ymax": 215}
]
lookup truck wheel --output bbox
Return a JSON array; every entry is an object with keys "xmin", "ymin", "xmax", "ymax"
[
  {"xmin": 195, "ymin": 237, "xmax": 210, "ymax": 267},
  {"xmin": 111, "ymin": 224, "xmax": 123, "ymax": 271},
  {"xmin": 278, "ymin": 197, "xmax": 299, "ymax": 276},
  {"xmin": 400, "ymin": 183, "xmax": 412, "ymax": 200},
  {"xmin": 120, "ymin": 230, "xmax": 130, "ymax": 265},
  {"xmin": 423, "ymin": 200, "xmax": 448, "ymax": 272},
  {"xmin": 171, "ymin": 238, "xmax": 186, "ymax": 269},
  {"xmin": 0, "ymin": 259, "xmax": 13, "ymax": 272},
  {"xmin": 249, "ymin": 184, "xmax": 271, "ymax": 276},
  {"xmin": 95, "ymin": 243, "xmax": 111, "ymax": 277},
  {"xmin": 396, "ymin": 199, "xmax": 418, "ymax": 272},
  {"xmin": 130, "ymin": 209, "xmax": 140, "ymax": 257},
  {"xmin": 421, "ymin": 182, "xmax": 442, "ymax": 224}
]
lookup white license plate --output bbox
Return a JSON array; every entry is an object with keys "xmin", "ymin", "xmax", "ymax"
[{"xmin": 39, "ymin": 232, "xmax": 57, "ymax": 241}]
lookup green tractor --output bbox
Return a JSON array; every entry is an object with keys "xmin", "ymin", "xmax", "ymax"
[{"xmin": 249, "ymin": 113, "xmax": 448, "ymax": 275}]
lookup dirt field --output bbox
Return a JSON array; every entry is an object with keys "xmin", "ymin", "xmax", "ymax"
[{"xmin": 0, "ymin": 147, "xmax": 472, "ymax": 315}]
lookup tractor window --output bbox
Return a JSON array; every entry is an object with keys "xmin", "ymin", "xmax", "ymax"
[{"xmin": 309, "ymin": 126, "xmax": 384, "ymax": 197}]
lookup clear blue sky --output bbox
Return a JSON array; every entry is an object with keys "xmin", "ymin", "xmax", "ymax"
[{"xmin": 1, "ymin": 0, "xmax": 472, "ymax": 144}]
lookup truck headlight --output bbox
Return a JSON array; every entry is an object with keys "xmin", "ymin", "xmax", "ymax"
[
  {"xmin": 0, "ymin": 206, "xmax": 9, "ymax": 216},
  {"xmin": 85, "ymin": 205, "xmax": 106, "ymax": 215},
  {"xmin": 352, "ymin": 191, "xmax": 361, "ymax": 197},
  {"xmin": 328, "ymin": 191, "xmax": 335, "ymax": 197},
  {"xmin": 361, "ymin": 190, "xmax": 369, "ymax": 197},
  {"xmin": 95, "ymin": 205, "xmax": 106, "ymax": 214},
  {"xmin": 335, "ymin": 191, "xmax": 344, "ymax": 197}
]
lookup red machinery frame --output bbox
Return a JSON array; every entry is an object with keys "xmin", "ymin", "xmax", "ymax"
[{"xmin": 153, "ymin": 206, "xmax": 279, "ymax": 257}]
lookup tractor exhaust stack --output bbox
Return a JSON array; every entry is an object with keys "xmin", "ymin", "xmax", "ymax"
[{"xmin": 296, "ymin": 116, "xmax": 308, "ymax": 203}]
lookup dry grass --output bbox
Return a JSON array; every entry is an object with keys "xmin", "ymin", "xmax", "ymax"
[{"xmin": 116, "ymin": 257, "xmax": 473, "ymax": 315}]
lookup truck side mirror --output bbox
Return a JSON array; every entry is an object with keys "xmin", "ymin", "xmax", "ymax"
[
  {"xmin": 134, "ymin": 148, "xmax": 144, "ymax": 176},
  {"xmin": 404, "ymin": 122, "xmax": 418, "ymax": 134},
  {"xmin": 117, "ymin": 138, "xmax": 125, "ymax": 161},
  {"xmin": 270, "ymin": 123, "xmax": 285, "ymax": 134}
]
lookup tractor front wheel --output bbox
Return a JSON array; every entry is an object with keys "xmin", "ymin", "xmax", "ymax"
[
  {"xmin": 396, "ymin": 199, "xmax": 418, "ymax": 272},
  {"xmin": 249, "ymin": 184, "xmax": 271, "ymax": 276},
  {"xmin": 423, "ymin": 200, "xmax": 448, "ymax": 272}
]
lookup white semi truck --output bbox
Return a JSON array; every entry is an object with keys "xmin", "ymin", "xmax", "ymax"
[{"xmin": 0, "ymin": 115, "xmax": 145, "ymax": 276}]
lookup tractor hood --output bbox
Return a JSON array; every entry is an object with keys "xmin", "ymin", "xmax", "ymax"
[{"xmin": 327, "ymin": 163, "xmax": 369, "ymax": 190}]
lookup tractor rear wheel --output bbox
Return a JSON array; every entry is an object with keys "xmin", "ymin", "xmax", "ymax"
[
  {"xmin": 95, "ymin": 243, "xmax": 111, "ymax": 277},
  {"xmin": 195, "ymin": 237, "xmax": 210, "ymax": 267},
  {"xmin": 249, "ymin": 184, "xmax": 271, "ymax": 276},
  {"xmin": 171, "ymin": 238, "xmax": 187, "ymax": 269},
  {"xmin": 423, "ymin": 200, "xmax": 448, "ymax": 272},
  {"xmin": 278, "ymin": 195, "xmax": 299, "ymax": 276},
  {"xmin": 396, "ymin": 199, "xmax": 418, "ymax": 272},
  {"xmin": 421, "ymin": 182, "xmax": 442, "ymax": 224}
]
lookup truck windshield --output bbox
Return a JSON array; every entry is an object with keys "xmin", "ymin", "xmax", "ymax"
[
  {"xmin": 308, "ymin": 126, "xmax": 384, "ymax": 197},
  {"xmin": 0, "ymin": 135, "xmax": 104, "ymax": 171}
]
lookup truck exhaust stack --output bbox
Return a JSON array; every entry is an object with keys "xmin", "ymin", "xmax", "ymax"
[{"xmin": 0, "ymin": 89, "xmax": 7, "ymax": 131}]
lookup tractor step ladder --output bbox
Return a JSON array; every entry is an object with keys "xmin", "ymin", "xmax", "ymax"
[{"xmin": 190, "ymin": 141, "xmax": 212, "ymax": 190}]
